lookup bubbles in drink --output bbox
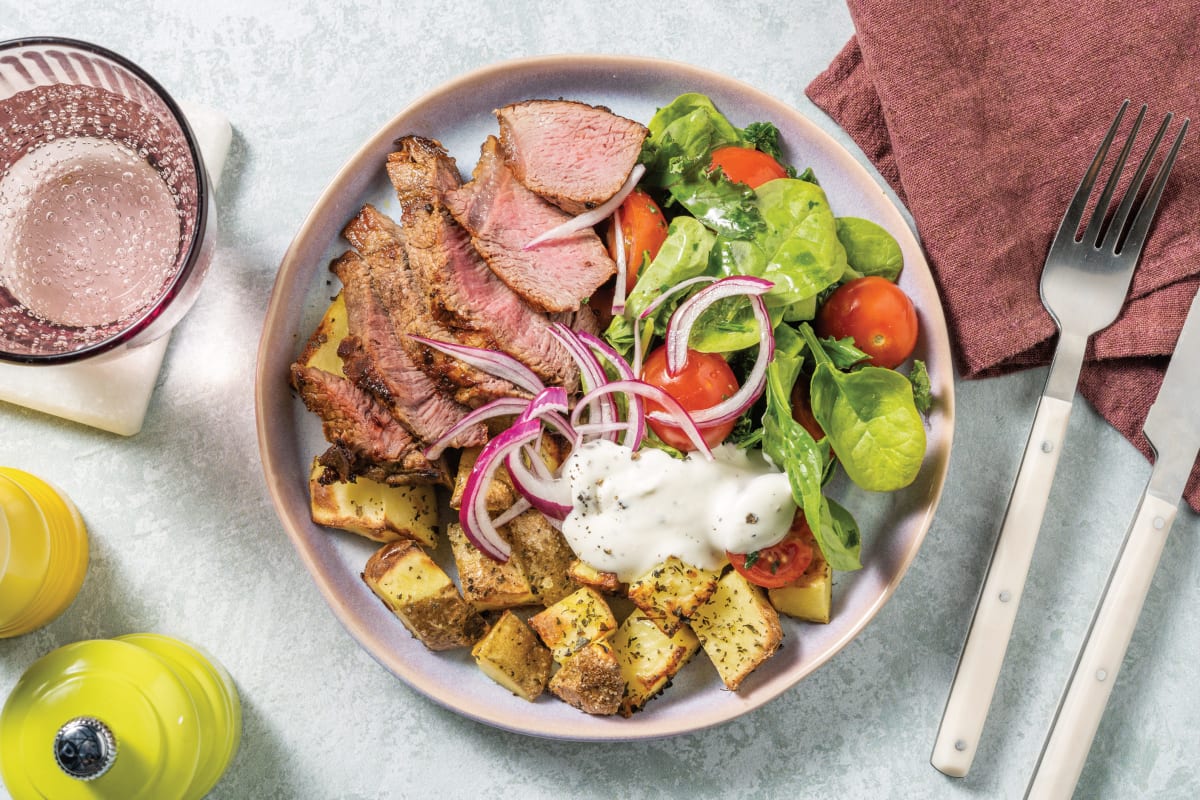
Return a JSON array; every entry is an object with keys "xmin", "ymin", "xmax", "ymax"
[{"xmin": 0, "ymin": 136, "xmax": 181, "ymax": 328}]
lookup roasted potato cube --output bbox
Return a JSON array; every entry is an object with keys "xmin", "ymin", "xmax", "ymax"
[
  {"xmin": 297, "ymin": 292, "xmax": 348, "ymax": 376},
  {"xmin": 448, "ymin": 522, "xmax": 537, "ymax": 610},
  {"xmin": 548, "ymin": 640, "xmax": 623, "ymax": 716},
  {"xmin": 308, "ymin": 459, "xmax": 438, "ymax": 547},
  {"xmin": 450, "ymin": 446, "xmax": 517, "ymax": 513},
  {"xmin": 471, "ymin": 610, "xmax": 552, "ymax": 702},
  {"xmin": 690, "ymin": 569, "xmax": 783, "ymax": 690},
  {"xmin": 611, "ymin": 609, "xmax": 700, "ymax": 717},
  {"xmin": 362, "ymin": 539, "xmax": 486, "ymax": 651},
  {"xmin": 567, "ymin": 560, "xmax": 625, "ymax": 595},
  {"xmin": 768, "ymin": 553, "xmax": 832, "ymax": 624},
  {"xmin": 528, "ymin": 586, "xmax": 617, "ymax": 664},
  {"xmin": 627, "ymin": 557, "xmax": 721, "ymax": 635},
  {"xmin": 505, "ymin": 509, "xmax": 578, "ymax": 605}
]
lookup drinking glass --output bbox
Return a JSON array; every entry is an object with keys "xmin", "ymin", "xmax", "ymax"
[{"xmin": 0, "ymin": 37, "xmax": 215, "ymax": 364}]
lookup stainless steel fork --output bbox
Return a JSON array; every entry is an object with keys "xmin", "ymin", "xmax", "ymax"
[{"xmin": 931, "ymin": 101, "xmax": 1188, "ymax": 778}]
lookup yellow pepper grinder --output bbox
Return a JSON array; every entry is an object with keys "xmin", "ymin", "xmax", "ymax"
[
  {"xmin": 0, "ymin": 467, "xmax": 89, "ymax": 638},
  {"xmin": 0, "ymin": 634, "xmax": 242, "ymax": 799}
]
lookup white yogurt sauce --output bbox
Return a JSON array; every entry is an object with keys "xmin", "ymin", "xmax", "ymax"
[{"xmin": 560, "ymin": 439, "xmax": 797, "ymax": 581}]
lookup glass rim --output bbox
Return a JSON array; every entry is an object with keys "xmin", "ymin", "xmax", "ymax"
[{"xmin": 0, "ymin": 36, "xmax": 213, "ymax": 366}]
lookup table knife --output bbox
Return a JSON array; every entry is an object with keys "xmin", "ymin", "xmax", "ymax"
[{"xmin": 1025, "ymin": 284, "xmax": 1200, "ymax": 800}]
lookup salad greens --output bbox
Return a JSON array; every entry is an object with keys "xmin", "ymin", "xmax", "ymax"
[{"xmin": 605, "ymin": 92, "xmax": 932, "ymax": 572}]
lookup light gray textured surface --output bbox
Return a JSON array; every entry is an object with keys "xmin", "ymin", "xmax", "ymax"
[{"xmin": 2, "ymin": 2, "xmax": 1198, "ymax": 798}]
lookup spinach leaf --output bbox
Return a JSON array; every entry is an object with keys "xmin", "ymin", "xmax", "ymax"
[
  {"xmin": 641, "ymin": 93, "xmax": 743, "ymax": 188},
  {"xmin": 760, "ymin": 325, "xmax": 830, "ymax": 540},
  {"xmin": 800, "ymin": 324, "xmax": 926, "ymax": 492},
  {"xmin": 909, "ymin": 359, "xmax": 933, "ymax": 414},
  {"xmin": 623, "ymin": 216, "xmax": 715, "ymax": 321},
  {"xmin": 817, "ymin": 495, "xmax": 862, "ymax": 571},
  {"xmin": 835, "ymin": 217, "xmax": 904, "ymax": 281},
  {"xmin": 741, "ymin": 121, "xmax": 786, "ymax": 163},
  {"xmin": 753, "ymin": 179, "xmax": 849, "ymax": 309}
]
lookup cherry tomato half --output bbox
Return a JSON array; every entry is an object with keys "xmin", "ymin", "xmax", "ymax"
[
  {"xmin": 815, "ymin": 276, "xmax": 918, "ymax": 369},
  {"xmin": 727, "ymin": 513, "xmax": 816, "ymax": 589},
  {"xmin": 605, "ymin": 188, "xmax": 668, "ymax": 294},
  {"xmin": 709, "ymin": 146, "xmax": 788, "ymax": 189},
  {"xmin": 640, "ymin": 345, "xmax": 739, "ymax": 451}
]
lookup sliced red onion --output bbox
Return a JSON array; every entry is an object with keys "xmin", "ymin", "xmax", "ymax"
[
  {"xmin": 409, "ymin": 335, "xmax": 544, "ymax": 395},
  {"xmin": 549, "ymin": 323, "xmax": 620, "ymax": 442},
  {"xmin": 660, "ymin": 276, "xmax": 776, "ymax": 427},
  {"xmin": 505, "ymin": 444, "xmax": 572, "ymax": 520},
  {"xmin": 460, "ymin": 418, "xmax": 544, "ymax": 562},
  {"xmin": 572, "ymin": 379, "xmax": 713, "ymax": 459},
  {"xmin": 523, "ymin": 164, "xmax": 646, "ymax": 250},
  {"xmin": 610, "ymin": 209, "xmax": 628, "ymax": 315},
  {"xmin": 574, "ymin": 330, "xmax": 644, "ymax": 450},
  {"xmin": 423, "ymin": 396, "xmax": 532, "ymax": 459},
  {"xmin": 491, "ymin": 497, "xmax": 532, "ymax": 529},
  {"xmin": 515, "ymin": 386, "xmax": 569, "ymax": 422},
  {"xmin": 638, "ymin": 274, "xmax": 717, "ymax": 321}
]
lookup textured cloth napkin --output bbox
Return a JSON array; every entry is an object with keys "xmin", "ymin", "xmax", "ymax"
[{"xmin": 808, "ymin": 1, "xmax": 1200, "ymax": 511}]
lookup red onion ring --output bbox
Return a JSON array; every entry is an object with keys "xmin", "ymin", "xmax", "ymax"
[
  {"xmin": 571, "ymin": 379, "xmax": 713, "ymax": 459},
  {"xmin": 659, "ymin": 276, "xmax": 776, "ymax": 427},
  {"xmin": 460, "ymin": 418, "xmax": 543, "ymax": 561}
]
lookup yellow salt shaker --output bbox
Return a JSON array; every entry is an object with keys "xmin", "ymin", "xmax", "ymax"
[
  {"xmin": 0, "ymin": 467, "xmax": 89, "ymax": 637},
  {"xmin": 0, "ymin": 634, "xmax": 242, "ymax": 799}
]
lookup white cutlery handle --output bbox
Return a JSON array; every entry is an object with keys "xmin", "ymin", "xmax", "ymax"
[
  {"xmin": 1025, "ymin": 492, "xmax": 1178, "ymax": 800},
  {"xmin": 932, "ymin": 394, "xmax": 1073, "ymax": 777}
]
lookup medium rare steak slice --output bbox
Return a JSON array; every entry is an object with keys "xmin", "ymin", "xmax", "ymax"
[
  {"xmin": 386, "ymin": 137, "xmax": 578, "ymax": 387},
  {"xmin": 444, "ymin": 136, "xmax": 615, "ymax": 314},
  {"xmin": 290, "ymin": 363, "xmax": 449, "ymax": 486},
  {"xmin": 496, "ymin": 99, "xmax": 648, "ymax": 215},
  {"xmin": 342, "ymin": 204, "xmax": 524, "ymax": 408},
  {"xmin": 330, "ymin": 249, "xmax": 486, "ymax": 449}
]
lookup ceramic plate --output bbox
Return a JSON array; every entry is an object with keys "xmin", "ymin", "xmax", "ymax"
[{"xmin": 255, "ymin": 55, "xmax": 955, "ymax": 741}]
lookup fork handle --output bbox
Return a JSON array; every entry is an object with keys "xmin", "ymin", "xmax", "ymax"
[
  {"xmin": 931, "ymin": 393, "xmax": 1073, "ymax": 777},
  {"xmin": 1025, "ymin": 491, "xmax": 1178, "ymax": 800}
]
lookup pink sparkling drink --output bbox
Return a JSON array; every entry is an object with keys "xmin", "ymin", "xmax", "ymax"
[{"xmin": 0, "ymin": 39, "xmax": 213, "ymax": 364}]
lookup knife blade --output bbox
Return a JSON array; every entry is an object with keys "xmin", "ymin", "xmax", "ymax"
[{"xmin": 1025, "ymin": 283, "xmax": 1200, "ymax": 800}]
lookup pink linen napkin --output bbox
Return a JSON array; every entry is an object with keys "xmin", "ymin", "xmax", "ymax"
[{"xmin": 807, "ymin": 1, "xmax": 1200, "ymax": 511}]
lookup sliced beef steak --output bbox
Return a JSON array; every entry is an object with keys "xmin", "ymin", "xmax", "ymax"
[
  {"xmin": 330, "ymin": 249, "xmax": 486, "ymax": 449},
  {"xmin": 496, "ymin": 99, "xmax": 648, "ymax": 215},
  {"xmin": 386, "ymin": 137, "xmax": 578, "ymax": 387},
  {"xmin": 444, "ymin": 135, "xmax": 615, "ymax": 314},
  {"xmin": 290, "ymin": 363, "xmax": 449, "ymax": 486},
  {"xmin": 343, "ymin": 204, "xmax": 524, "ymax": 408}
]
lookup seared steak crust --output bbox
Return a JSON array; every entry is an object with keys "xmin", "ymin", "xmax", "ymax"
[
  {"xmin": 330, "ymin": 249, "xmax": 486, "ymax": 449},
  {"xmin": 496, "ymin": 99, "xmax": 648, "ymax": 215},
  {"xmin": 387, "ymin": 137, "xmax": 578, "ymax": 386},
  {"xmin": 290, "ymin": 363, "xmax": 449, "ymax": 486},
  {"xmin": 444, "ymin": 136, "xmax": 616, "ymax": 314},
  {"xmin": 344, "ymin": 203, "xmax": 529, "ymax": 407}
]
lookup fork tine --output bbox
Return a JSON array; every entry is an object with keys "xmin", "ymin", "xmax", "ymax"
[
  {"xmin": 1059, "ymin": 100, "xmax": 1129, "ymax": 237},
  {"xmin": 1082, "ymin": 104, "xmax": 1146, "ymax": 248},
  {"xmin": 1116, "ymin": 116, "xmax": 1189, "ymax": 257}
]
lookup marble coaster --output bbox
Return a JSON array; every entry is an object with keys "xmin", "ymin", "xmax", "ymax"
[{"xmin": 0, "ymin": 102, "xmax": 232, "ymax": 436}]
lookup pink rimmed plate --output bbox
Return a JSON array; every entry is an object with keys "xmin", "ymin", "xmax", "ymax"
[{"xmin": 255, "ymin": 55, "xmax": 954, "ymax": 741}]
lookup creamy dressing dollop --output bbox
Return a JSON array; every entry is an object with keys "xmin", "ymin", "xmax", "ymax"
[{"xmin": 560, "ymin": 439, "xmax": 797, "ymax": 581}]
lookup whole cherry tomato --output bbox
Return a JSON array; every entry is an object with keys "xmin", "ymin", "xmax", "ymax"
[
  {"xmin": 727, "ymin": 513, "xmax": 816, "ymax": 589},
  {"xmin": 709, "ymin": 146, "xmax": 788, "ymax": 188},
  {"xmin": 815, "ymin": 276, "xmax": 918, "ymax": 368},
  {"xmin": 605, "ymin": 188, "xmax": 668, "ymax": 294},
  {"xmin": 640, "ymin": 345, "xmax": 739, "ymax": 451}
]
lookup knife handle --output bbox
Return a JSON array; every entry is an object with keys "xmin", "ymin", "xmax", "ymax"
[
  {"xmin": 931, "ymin": 394, "xmax": 1073, "ymax": 778},
  {"xmin": 1025, "ymin": 492, "xmax": 1178, "ymax": 800}
]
